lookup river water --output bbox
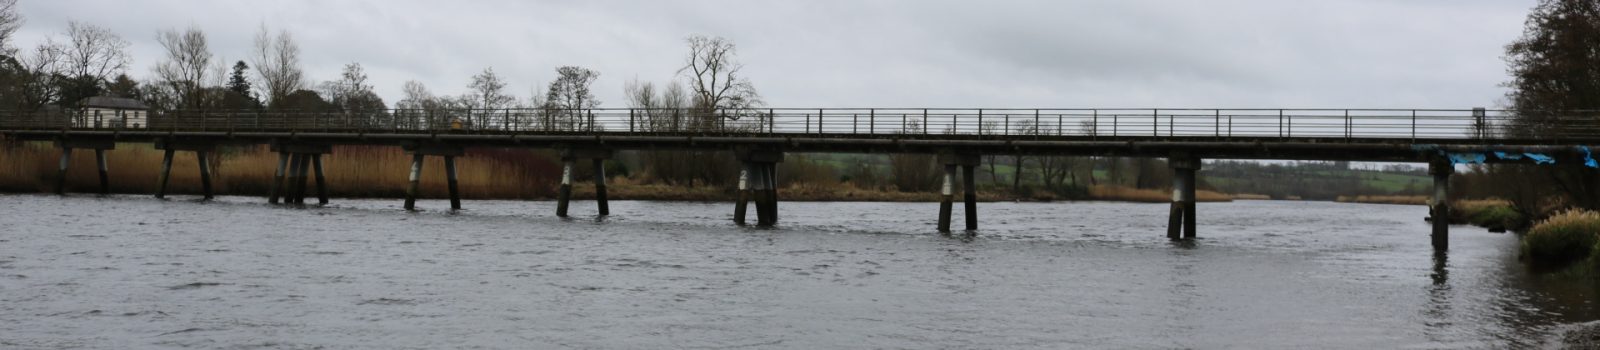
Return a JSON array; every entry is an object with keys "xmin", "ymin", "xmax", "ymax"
[{"xmin": 1, "ymin": 195, "xmax": 1596, "ymax": 348}]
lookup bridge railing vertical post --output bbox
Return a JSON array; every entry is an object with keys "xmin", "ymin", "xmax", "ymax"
[
  {"xmin": 1278, "ymin": 109, "xmax": 1284, "ymax": 137},
  {"xmin": 1214, "ymin": 110, "xmax": 1220, "ymax": 137},
  {"xmin": 977, "ymin": 109, "xmax": 984, "ymax": 137},
  {"xmin": 769, "ymin": 108, "xmax": 776, "ymax": 134},
  {"xmin": 1153, "ymin": 109, "xmax": 1159, "ymax": 137},
  {"xmin": 922, "ymin": 109, "xmax": 929, "ymax": 135},
  {"xmin": 869, "ymin": 109, "xmax": 875, "ymax": 135}
]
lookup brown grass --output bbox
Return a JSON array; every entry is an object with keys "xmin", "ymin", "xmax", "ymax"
[
  {"xmin": 1230, "ymin": 193, "xmax": 1272, "ymax": 200},
  {"xmin": 1336, "ymin": 195, "xmax": 1429, "ymax": 205},
  {"xmin": 1087, "ymin": 185, "xmax": 1233, "ymax": 203},
  {"xmin": 0, "ymin": 142, "xmax": 560, "ymax": 199}
]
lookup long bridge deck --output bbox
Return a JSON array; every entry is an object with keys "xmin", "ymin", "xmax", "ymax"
[{"xmin": 4, "ymin": 107, "xmax": 1596, "ymax": 251}]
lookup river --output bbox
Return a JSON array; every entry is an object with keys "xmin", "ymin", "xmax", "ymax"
[{"xmin": 1, "ymin": 195, "xmax": 1596, "ymax": 348}]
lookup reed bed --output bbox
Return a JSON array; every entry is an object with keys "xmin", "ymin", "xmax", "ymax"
[
  {"xmin": 1336, "ymin": 195, "xmax": 1429, "ymax": 205},
  {"xmin": 1087, "ymin": 185, "xmax": 1233, "ymax": 203},
  {"xmin": 0, "ymin": 142, "xmax": 561, "ymax": 199}
]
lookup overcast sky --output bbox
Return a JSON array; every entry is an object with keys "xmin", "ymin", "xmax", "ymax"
[{"xmin": 11, "ymin": 0, "xmax": 1534, "ymax": 109}]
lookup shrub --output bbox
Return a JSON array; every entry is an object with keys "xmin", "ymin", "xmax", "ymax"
[
  {"xmin": 1468, "ymin": 205, "xmax": 1526, "ymax": 232},
  {"xmin": 1522, "ymin": 209, "xmax": 1600, "ymax": 268}
]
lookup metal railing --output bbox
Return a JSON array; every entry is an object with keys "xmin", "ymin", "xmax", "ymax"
[{"xmin": 2, "ymin": 108, "xmax": 1596, "ymax": 142}]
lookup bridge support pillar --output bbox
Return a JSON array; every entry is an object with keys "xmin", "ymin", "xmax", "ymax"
[
  {"xmin": 938, "ymin": 153, "xmax": 981, "ymax": 232},
  {"xmin": 54, "ymin": 148, "xmax": 71, "ymax": 195},
  {"xmin": 594, "ymin": 158, "xmax": 609, "ymax": 216},
  {"xmin": 95, "ymin": 149, "xmax": 109, "ymax": 195},
  {"xmin": 938, "ymin": 164, "xmax": 956, "ymax": 233},
  {"xmin": 400, "ymin": 143, "xmax": 463, "ymax": 211},
  {"xmin": 52, "ymin": 139, "xmax": 114, "ymax": 196},
  {"xmin": 404, "ymin": 154, "xmax": 423, "ymax": 210},
  {"xmin": 1430, "ymin": 159, "xmax": 1452, "ymax": 251},
  {"xmin": 196, "ymin": 151, "xmax": 213, "ymax": 200},
  {"xmin": 444, "ymin": 156, "xmax": 460, "ymax": 210},
  {"xmin": 312, "ymin": 154, "xmax": 328, "ymax": 205},
  {"xmin": 734, "ymin": 164, "xmax": 751, "ymax": 225},
  {"xmin": 737, "ymin": 149, "xmax": 784, "ymax": 227},
  {"xmin": 1167, "ymin": 155, "xmax": 1200, "ymax": 240},
  {"xmin": 555, "ymin": 148, "xmax": 614, "ymax": 217},
  {"xmin": 266, "ymin": 143, "xmax": 332, "ymax": 206},
  {"xmin": 286, "ymin": 153, "xmax": 305, "ymax": 204},
  {"xmin": 154, "ymin": 140, "xmax": 217, "ymax": 200},
  {"xmin": 269, "ymin": 152, "xmax": 289, "ymax": 204},
  {"xmin": 557, "ymin": 159, "xmax": 573, "ymax": 217},
  {"xmin": 156, "ymin": 149, "xmax": 175, "ymax": 199}
]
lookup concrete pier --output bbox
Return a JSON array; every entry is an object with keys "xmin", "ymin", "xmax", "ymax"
[
  {"xmin": 155, "ymin": 149, "xmax": 174, "ymax": 199},
  {"xmin": 94, "ymin": 149, "xmax": 108, "ymax": 195},
  {"xmin": 312, "ymin": 154, "xmax": 328, "ymax": 205},
  {"xmin": 1430, "ymin": 158, "xmax": 1452, "ymax": 251},
  {"xmin": 938, "ymin": 153, "xmax": 981, "ymax": 232},
  {"xmin": 269, "ymin": 152, "xmax": 289, "ymax": 204},
  {"xmin": 50, "ymin": 139, "xmax": 114, "ymax": 196},
  {"xmin": 286, "ymin": 153, "xmax": 304, "ymax": 204},
  {"xmin": 268, "ymin": 143, "xmax": 333, "ymax": 206},
  {"xmin": 444, "ymin": 155, "xmax": 461, "ymax": 210},
  {"xmin": 401, "ymin": 143, "xmax": 464, "ymax": 211},
  {"xmin": 736, "ymin": 149, "xmax": 784, "ymax": 227},
  {"xmin": 54, "ymin": 148, "xmax": 70, "ymax": 195},
  {"xmin": 594, "ymin": 158, "xmax": 609, "ymax": 216},
  {"xmin": 556, "ymin": 148, "xmax": 614, "ymax": 217},
  {"xmin": 734, "ymin": 164, "xmax": 750, "ymax": 225},
  {"xmin": 1167, "ymin": 155, "xmax": 1200, "ymax": 240},
  {"xmin": 404, "ymin": 153, "xmax": 423, "ymax": 211},
  {"xmin": 938, "ymin": 164, "xmax": 956, "ymax": 233},
  {"xmin": 196, "ymin": 151, "xmax": 213, "ymax": 200},
  {"xmin": 556, "ymin": 159, "xmax": 573, "ymax": 217}
]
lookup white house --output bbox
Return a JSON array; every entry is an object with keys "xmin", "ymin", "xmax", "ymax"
[{"xmin": 77, "ymin": 96, "xmax": 149, "ymax": 128}]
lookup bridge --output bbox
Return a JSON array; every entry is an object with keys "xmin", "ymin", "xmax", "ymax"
[{"xmin": 4, "ymin": 107, "xmax": 1597, "ymax": 251}]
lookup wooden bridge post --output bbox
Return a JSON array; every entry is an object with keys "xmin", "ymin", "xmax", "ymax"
[
  {"xmin": 297, "ymin": 153, "xmax": 314, "ymax": 204},
  {"xmin": 269, "ymin": 152, "xmax": 288, "ymax": 204},
  {"xmin": 766, "ymin": 162, "xmax": 780, "ymax": 224},
  {"xmin": 962, "ymin": 163, "xmax": 977, "ymax": 231},
  {"xmin": 444, "ymin": 155, "xmax": 461, "ymax": 210},
  {"xmin": 95, "ymin": 149, "xmax": 109, "ymax": 195},
  {"xmin": 285, "ymin": 153, "xmax": 303, "ymax": 204},
  {"xmin": 1430, "ymin": 158, "xmax": 1452, "ymax": 251},
  {"xmin": 155, "ymin": 149, "xmax": 175, "ymax": 199},
  {"xmin": 557, "ymin": 158, "xmax": 573, "ymax": 217},
  {"xmin": 749, "ymin": 162, "xmax": 772, "ymax": 226},
  {"xmin": 593, "ymin": 157, "xmax": 609, "ymax": 216},
  {"xmin": 54, "ymin": 147, "xmax": 70, "ymax": 195},
  {"xmin": 1167, "ymin": 154, "xmax": 1200, "ymax": 240},
  {"xmin": 404, "ymin": 153, "xmax": 423, "ymax": 211},
  {"xmin": 734, "ymin": 163, "xmax": 750, "ymax": 225},
  {"xmin": 938, "ymin": 164, "xmax": 956, "ymax": 233},
  {"xmin": 312, "ymin": 154, "xmax": 328, "ymax": 205},
  {"xmin": 196, "ymin": 151, "xmax": 213, "ymax": 200}
]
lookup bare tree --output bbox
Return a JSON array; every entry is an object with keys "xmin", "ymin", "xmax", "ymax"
[
  {"xmin": 679, "ymin": 35, "xmax": 761, "ymax": 129},
  {"xmin": 467, "ymin": 67, "xmax": 513, "ymax": 109},
  {"xmin": 252, "ymin": 25, "xmax": 304, "ymax": 109},
  {"xmin": 0, "ymin": 0, "xmax": 19, "ymax": 57},
  {"xmin": 11, "ymin": 41, "xmax": 67, "ymax": 110},
  {"xmin": 545, "ymin": 66, "xmax": 599, "ymax": 130},
  {"xmin": 61, "ymin": 22, "xmax": 130, "ymax": 85},
  {"xmin": 153, "ymin": 26, "xmax": 213, "ymax": 110}
]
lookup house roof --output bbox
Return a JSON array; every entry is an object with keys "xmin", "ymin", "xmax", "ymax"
[{"xmin": 78, "ymin": 96, "xmax": 148, "ymax": 110}]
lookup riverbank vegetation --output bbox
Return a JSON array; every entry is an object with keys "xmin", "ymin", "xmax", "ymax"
[{"xmin": 1522, "ymin": 210, "xmax": 1600, "ymax": 273}]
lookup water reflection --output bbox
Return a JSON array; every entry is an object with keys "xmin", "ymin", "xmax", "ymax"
[{"xmin": 1423, "ymin": 250, "xmax": 1453, "ymax": 343}]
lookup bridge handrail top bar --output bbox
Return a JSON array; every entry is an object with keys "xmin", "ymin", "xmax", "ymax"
[{"xmin": 19, "ymin": 107, "xmax": 1599, "ymax": 112}]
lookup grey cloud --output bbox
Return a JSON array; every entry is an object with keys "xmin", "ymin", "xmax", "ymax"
[{"xmin": 11, "ymin": 0, "xmax": 1535, "ymax": 109}]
